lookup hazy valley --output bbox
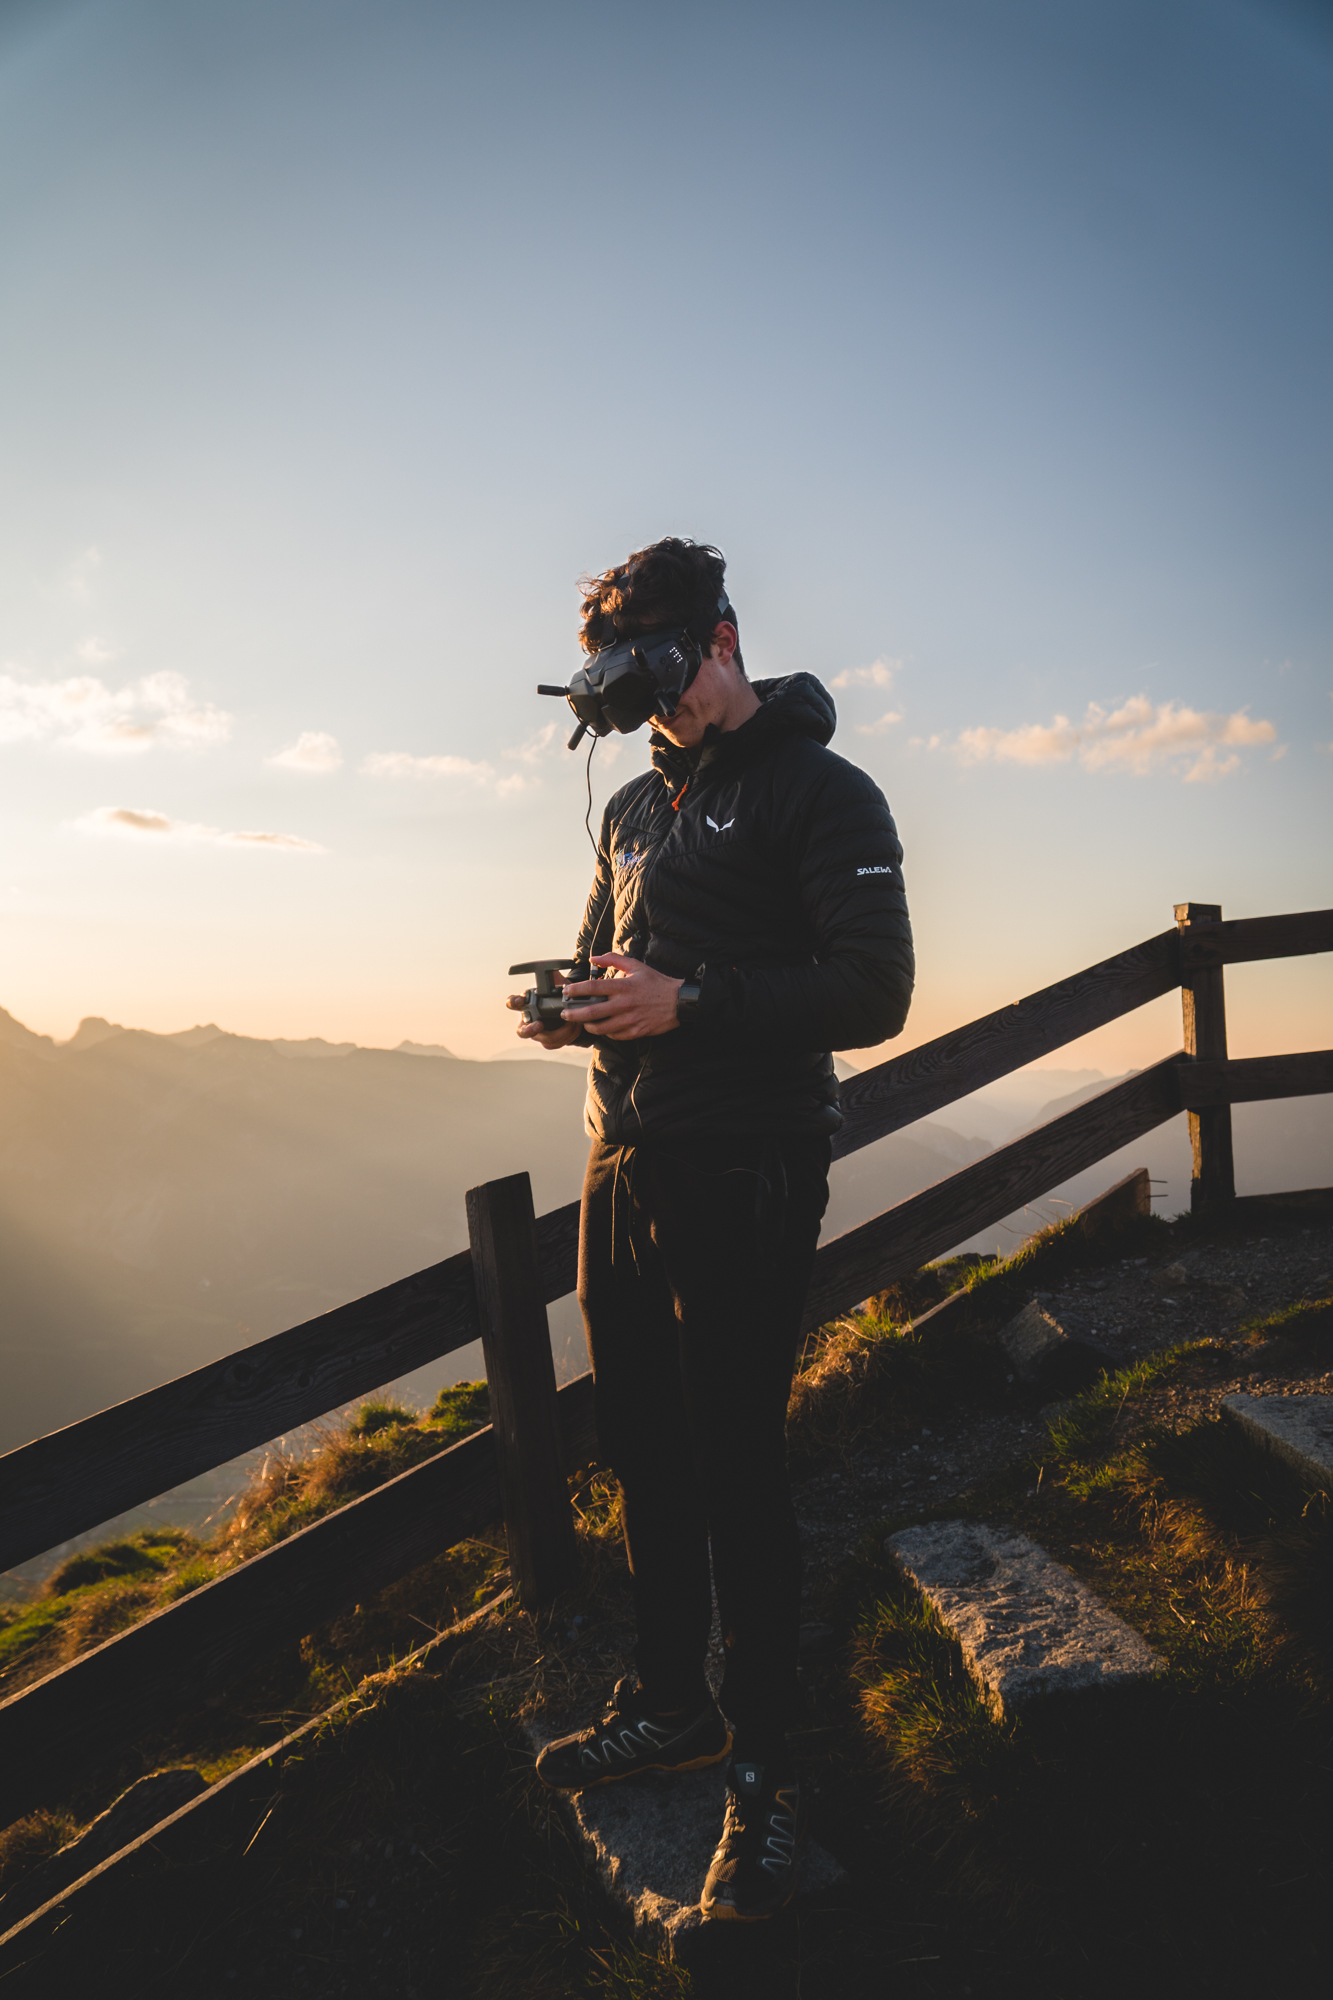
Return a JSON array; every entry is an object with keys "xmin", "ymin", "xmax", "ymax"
[{"xmin": 2, "ymin": 1003, "xmax": 1329, "ymax": 1471}]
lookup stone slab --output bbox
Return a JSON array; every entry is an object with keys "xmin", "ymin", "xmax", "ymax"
[
  {"xmin": 523, "ymin": 1727, "xmax": 844, "ymax": 1956},
  {"xmin": 997, "ymin": 1300, "xmax": 1067, "ymax": 1379},
  {"xmin": 887, "ymin": 1521, "xmax": 1163, "ymax": 1716},
  {"xmin": 1222, "ymin": 1393, "xmax": 1333, "ymax": 1489}
]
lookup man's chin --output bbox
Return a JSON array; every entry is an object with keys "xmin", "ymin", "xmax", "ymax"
[{"xmin": 655, "ymin": 719, "xmax": 704, "ymax": 749}]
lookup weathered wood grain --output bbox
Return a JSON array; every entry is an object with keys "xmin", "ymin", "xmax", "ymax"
[
  {"xmin": 468, "ymin": 1175, "xmax": 577, "ymax": 1606},
  {"xmin": 1077, "ymin": 1167, "xmax": 1152, "ymax": 1242},
  {"xmin": 8, "ymin": 904, "xmax": 1323, "ymax": 1585},
  {"xmin": 0, "ymin": 1367, "xmax": 600, "ymax": 1832},
  {"xmin": 1177, "ymin": 903, "xmax": 1235, "ymax": 1209},
  {"xmin": 1179, "ymin": 907, "xmax": 1333, "ymax": 970},
  {"xmin": 1228, "ymin": 1187, "xmax": 1333, "ymax": 1218},
  {"xmin": 831, "ymin": 928, "xmax": 1181, "ymax": 1162},
  {"xmin": 803, "ymin": 1055, "xmax": 1187, "ymax": 1332},
  {"xmin": 0, "ymin": 1415, "xmax": 498, "ymax": 1828},
  {"xmin": 0, "ymin": 1251, "xmax": 482, "ymax": 1577},
  {"xmin": 1180, "ymin": 1051, "xmax": 1333, "ymax": 1107}
]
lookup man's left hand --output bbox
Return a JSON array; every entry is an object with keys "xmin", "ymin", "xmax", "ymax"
[{"xmin": 561, "ymin": 954, "xmax": 684, "ymax": 1040}]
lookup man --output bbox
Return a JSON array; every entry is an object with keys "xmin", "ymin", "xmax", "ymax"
[{"xmin": 508, "ymin": 537, "xmax": 913, "ymax": 1922}]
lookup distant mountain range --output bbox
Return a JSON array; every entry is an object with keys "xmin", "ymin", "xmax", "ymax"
[
  {"xmin": 0, "ymin": 1009, "xmax": 589, "ymax": 1453},
  {"xmin": 1, "ymin": 1007, "xmax": 1328, "ymax": 1457}
]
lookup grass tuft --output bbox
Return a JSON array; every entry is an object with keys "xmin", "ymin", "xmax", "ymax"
[
  {"xmin": 787, "ymin": 1311, "xmax": 1007, "ymax": 1474},
  {"xmin": 1239, "ymin": 1293, "xmax": 1333, "ymax": 1346},
  {"xmin": 45, "ymin": 1528, "xmax": 189, "ymax": 1596},
  {"xmin": 347, "ymin": 1397, "xmax": 418, "ymax": 1437},
  {"xmin": 428, "ymin": 1378, "xmax": 492, "ymax": 1441},
  {"xmin": 852, "ymin": 1567, "xmax": 1016, "ymax": 1809},
  {"xmin": 0, "ymin": 1807, "xmax": 80, "ymax": 1893},
  {"xmin": 1042, "ymin": 1339, "xmax": 1217, "ymax": 1465},
  {"xmin": 787, "ymin": 1209, "xmax": 1175, "ymax": 1478}
]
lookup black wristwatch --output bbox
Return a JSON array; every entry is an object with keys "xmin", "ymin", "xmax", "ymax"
[{"xmin": 676, "ymin": 970, "xmax": 703, "ymax": 1022}]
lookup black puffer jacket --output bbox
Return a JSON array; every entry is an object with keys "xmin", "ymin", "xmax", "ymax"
[{"xmin": 570, "ymin": 674, "xmax": 914, "ymax": 1142}]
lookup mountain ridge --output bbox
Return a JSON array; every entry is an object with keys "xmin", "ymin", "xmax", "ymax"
[{"xmin": 2, "ymin": 1005, "xmax": 1327, "ymax": 1458}]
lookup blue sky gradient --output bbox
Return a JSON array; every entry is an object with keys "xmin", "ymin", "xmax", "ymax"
[{"xmin": 2, "ymin": 0, "xmax": 1329, "ymax": 1066}]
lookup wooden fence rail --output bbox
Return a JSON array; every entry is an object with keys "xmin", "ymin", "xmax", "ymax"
[
  {"xmin": 5, "ymin": 905, "xmax": 1327, "ymax": 1579},
  {"xmin": 1179, "ymin": 1050, "xmax": 1333, "ymax": 1108},
  {"xmin": 0, "ymin": 1370, "xmax": 598, "ymax": 1829},
  {"xmin": 1, "ymin": 899, "xmax": 1330, "ymax": 1828},
  {"xmin": 1177, "ymin": 907, "xmax": 1333, "ymax": 970},
  {"xmin": 0, "ymin": 1252, "xmax": 481, "ymax": 1577},
  {"xmin": 802, "ymin": 1053, "xmax": 1188, "ymax": 1333}
]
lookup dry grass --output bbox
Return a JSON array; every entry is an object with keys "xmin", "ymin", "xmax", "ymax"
[
  {"xmin": 0, "ymin": 1806, "xmax": 79, "ymax": 1892},
  {"xmin": 855, "ymin": 1249, "xmax": 992, "ymax": 1327},
  {"xmin": 11, "ymin": 1215, "xmax": 1332, "ymax": 1994},
  {"xmin": 0, "ymin": 1385, "xmax": 505, "ymax": 1714},
  {"xmin": 0, "ymin": 1493, "xmax": 687, "ymax": 2000},
  {"xmin": 783, "ymin": 1211, "xmax": 1176, "ymax": 1478},
  {"xmin": 829, "ymin": 1324, "xmax": 1333, "ymax": 1987},
  {"xmin": 786, "ymin": 1307, "xmax": 1006, "ymax": 1476},
  {"xmin": 0, "ymin": 1386, "xmax": 523, "ymax": 1912}
]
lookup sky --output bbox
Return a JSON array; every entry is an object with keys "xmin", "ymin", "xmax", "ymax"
[{"xmin": 2, "ymin": 0, "xmax": 1330, "ymax": 1077}]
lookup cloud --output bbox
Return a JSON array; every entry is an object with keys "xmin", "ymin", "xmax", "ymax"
[
  {"xmin": 855, "ymin": 710, "xmax": 905, "ymax": 736},
  {"xmin": 830, "ymin": 658, "xmax": 899, "ymax": 691},
  {"xmin": 951, "ymin": 695, "xmax": 1277, "ymax": 783},
  {"xmin": 363, "ymin": 730, "xmax": 565, "ymax": 798},
  {"xmin": 0, "ymin": 669, "xmax": 231, "ymax": 754},
  {"xmin": 361, "ymin": 751, "xmax": 496, "ymax": 783},
  {"xmin": 268, "ymin": 730, "xmax": 344, "ymax": 774},
  {"xmin": 495, "ymin": 771, "xmax": 537, "ymax": 798},
  {"xmin": 76, "ymin": 637, "xmax": 121, "ymax": 665},
  {"xmin": 503, "ymin": 721, "xmax": 560, "ymax": 766},
  {"xmin": 73, "ymin": 806, "xmax": 324, "ymax": 851}
]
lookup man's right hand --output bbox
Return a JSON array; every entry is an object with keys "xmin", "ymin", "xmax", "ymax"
[{"xmin": 505, "ymin": 985, "xmax": 582, "ymax": 1051}]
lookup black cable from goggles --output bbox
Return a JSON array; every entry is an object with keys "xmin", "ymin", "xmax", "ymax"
[{"xmin": 584, "ymin": 729, "xmax": 598, "ymax": 853}]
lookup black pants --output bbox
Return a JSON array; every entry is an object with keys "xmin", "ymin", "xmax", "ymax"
[{"xmin": 577, "ymin": 1132, "xmax": 831, "ymax": 1749}]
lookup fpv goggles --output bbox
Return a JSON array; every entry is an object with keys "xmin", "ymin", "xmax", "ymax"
[{"xmin": 538, "ymin": 595, "xmax": 736, "ymax": 750}]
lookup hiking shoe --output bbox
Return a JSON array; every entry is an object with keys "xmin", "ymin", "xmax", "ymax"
[
  {"xmin": 700, "ymin": 1758, "xmax": 805, "ymax": 1922},
  {"xmin": 535, "ymin": 1676, "xmax": 731, "ymax": 1792}
]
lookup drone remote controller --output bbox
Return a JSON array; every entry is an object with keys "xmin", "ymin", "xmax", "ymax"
[{"xmin": 509, "ymin": 958, "xmax": 577, "ymax": 1027}]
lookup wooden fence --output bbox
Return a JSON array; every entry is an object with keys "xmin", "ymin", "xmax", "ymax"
[{"xmin": 0, "ymin": 900, "xmax": 1329, "ymax": 1827}]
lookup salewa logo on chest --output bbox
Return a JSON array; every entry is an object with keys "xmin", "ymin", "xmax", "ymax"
[
  {"xmin": 705, "ymin": 816, "xmax": 735, "ymax": 833},
  {"xmin": 858, "ymin": 865, "xmax": 893, "ymax": 875}
]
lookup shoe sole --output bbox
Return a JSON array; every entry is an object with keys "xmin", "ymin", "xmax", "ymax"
[{"xmin": 538, "ymin": 1731, "xmax": 733, "ymax": 1794}]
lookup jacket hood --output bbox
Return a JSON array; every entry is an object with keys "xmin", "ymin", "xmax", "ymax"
[{"xmin": 649, "ymin": 672, "xmax": 836, "ymax": 786}]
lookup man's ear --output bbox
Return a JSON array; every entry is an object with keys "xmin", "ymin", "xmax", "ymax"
[{"xmin": 711, "ymin": 621, "xmax": 738, "ymax": 668}]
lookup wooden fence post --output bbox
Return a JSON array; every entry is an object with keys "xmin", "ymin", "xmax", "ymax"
[
  {"xmin": 466, "ymin": 1172, "xmax": 578, "ymax": 1608},
  {"xmin": 1175, "ymin": 901, "xmax": 1236, "ymax": 1209}
]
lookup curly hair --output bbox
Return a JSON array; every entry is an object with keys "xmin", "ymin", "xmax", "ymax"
[{"xmin": 576, "ymin": 537, "xmax": 743, "ymax": 672}]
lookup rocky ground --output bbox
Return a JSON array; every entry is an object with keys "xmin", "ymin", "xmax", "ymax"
[
  {"xmin": 794, "ymin": 1215, "xmax": 1333, "ymax": 1588},
  {"xmin": 8, "ymin": 1203, "xmax": 1333, "ymax": 1999}
]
